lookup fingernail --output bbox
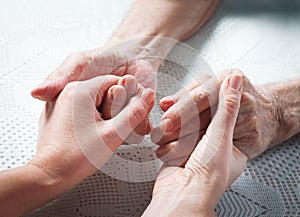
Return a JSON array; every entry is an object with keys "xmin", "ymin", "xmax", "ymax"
[
  {"xmin": 159, "ymin": 118, "xmax": 173, "ymax": 132},
  {"xmin": 141, "ymin": 88, "xmax": 154, "ymax": 105},
  {"xmin": 229, "ymin": 75, "xmax": 242, "ymax": 91}
]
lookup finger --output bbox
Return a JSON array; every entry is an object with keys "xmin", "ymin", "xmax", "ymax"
[
  {"xmin": 156, "ymin": 130, "xmax": 205, "ymax": 161},
  {"xmin": 31, "ymin": 49, "xmax": 130, "ymax": 101},
  {"xmin": 102, "ymin": 85, "xmax": 127, "ymax": 119},
  {"xmin": 160, "ymin": 69, "xmax": 245, "ymax": 131},
  {"xmin": 159, "ymin": 80, "xmax": 202, "ymax": 112},
  {"xmin": 124, "ymin": 119, "xmax": 152, "ymax": 144},
  {"xmin": 151, "ymin": 108, "xmax": 212, "ymax": 145},
  {"xmin": 74, "ymin": 75, "xmax": 126, "ymax": 108},
  {"xmin": 31, "ymin": 51, "xmax": 92, "ymax": 101},
  {"xmin": 159, "ymin": 96, "xmax": 177, "ymax": 112},
  {"xmin": 159, "ymin": 76, "xmax": 219, "ymax": 132},
  {"xmin": 31, "ymin": 77, "xmax": 66, "ymax": 101},
  {"xmin": 185, "ymin": 74, "xmax": 243, "ymax": 170},
  {"xmin": 117, "ymin": 74, "xmax": 138, "ymax": 101},
  {"xmin": 102, "ymin": 88, "xmax": 155, "ymax": 150}
]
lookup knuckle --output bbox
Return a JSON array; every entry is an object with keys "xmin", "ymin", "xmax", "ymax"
[
  {"xmin": 224, "ymin": 93, "xmax": 240, "ymax": 112},
  {"xmin": 66, "ymin": 51, "xmax": 92, "ymax": 80},
  {"xmin": 129, "ymin": 104, "xmax": 146, "ymax": 122},
  {"xmin": 193, "ymin": 90, "xmax": 208, "ymax": 105},
  {"xmin": 241, "ymin": 93, "xmax": 257, "ymax": 110}
]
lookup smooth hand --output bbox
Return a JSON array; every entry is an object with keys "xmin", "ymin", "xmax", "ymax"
[
  {"xmin": 30, "ymin": 75, "xmax": 154, "ymax": 196},
  {"xmin": 0, "ymin": 75, "xmax": 154, "ymax": 217}
]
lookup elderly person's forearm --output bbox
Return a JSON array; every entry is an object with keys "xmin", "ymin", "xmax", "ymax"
[
  {"xmin": 108, "ymin": 0, "xmax": 220, "ymax": 44},
  {"xmin": 268, "ymin": 77, "xmax": 300, "ymax": 147}
]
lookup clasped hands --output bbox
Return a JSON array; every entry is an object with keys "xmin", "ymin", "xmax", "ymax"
[{"xmin": 29, "ymin": 48, "xmax": 282, "ymax": 216}]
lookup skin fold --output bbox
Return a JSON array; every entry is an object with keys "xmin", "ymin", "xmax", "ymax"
[
  {"xmin": 156, "ymin": 70, "xmax": 300, "ymax": 160},
  {"xmin": 143, "ymin": 75, "xmax": 247, "ymax": 217}
]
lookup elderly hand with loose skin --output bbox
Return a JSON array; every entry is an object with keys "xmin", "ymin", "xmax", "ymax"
[
  {"xmin": 30, "ymin": 0, "xmax": 220, "ymax": 143},
  {"xmin": 0, "ymin": 75, "xmax": 154, "ymax": 217},
  {"xmin": 154, "ymin": 69, "xmax": 300, "ymax": 161},
  {"xmin": 143, "ymin": 75, "xmax": 247, "ymax": 217}
]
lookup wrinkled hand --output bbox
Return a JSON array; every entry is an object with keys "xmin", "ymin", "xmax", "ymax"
[
  {"xmin": 143, "ymin": 75, "xmax": 247, "ymax": 217},
  {"xmin": 31, "ymin": 43, "xmax": 160, "ymax": 101},
  {"xmin": 154, "ymin": 69, "xmax": 280, "ymax": 159},
  {"xmin": 29, "ymin": 75, "xmax": 154, "ymax": 186}
]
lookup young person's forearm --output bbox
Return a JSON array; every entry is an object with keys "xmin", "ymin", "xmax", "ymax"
[
  {"xmin": 270, "ymin": 77, "xmax": 300, "ymax": 146},
  {"xmin": 0, "ymin": 164, "xmax": 61, "ymax": 216},
  {"xmin": 0, "ymin": 155, "xmax": 90, "ymax": 216},
  {"xmin": 108, "ymin": 0, "xmax": 220, "ymax": 44}
]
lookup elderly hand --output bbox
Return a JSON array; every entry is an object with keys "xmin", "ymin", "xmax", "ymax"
[
  {"xmin": 143, "ymin": 75, "xmax": 247, "ymax": 217},
  {"xmin": 31, "ymin": 49, "xmax": 157, "ymax": 100},
  {"xmin": 155, "ymin": 69, "xmax": 281, "ymax": 159},
  {"xmin": 30, "ymin": 37, "xmax": 175, "ymax": 101}
]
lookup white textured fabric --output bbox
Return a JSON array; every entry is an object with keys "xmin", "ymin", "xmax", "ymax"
[{"xmin": 0, "ymin": 0, "xmax": 299, "ymax": 216}]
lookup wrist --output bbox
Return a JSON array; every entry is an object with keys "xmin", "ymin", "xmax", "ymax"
[
  {"xmin": 268, "ymin": 80, "xmax": 300, "ymax": 146},
  {"xmin": 143, "ymin": 197, "xmax": 216, "ymax": 217},
  {"xmin": 28, "ymin": 145, "xmax": 96, "ymax": 193},
  {"xmin": 105, "ymin": 36, "xmax": 176, "ymax": 72},
  {"xmin": 0, "ymin": 164, "xmax": 64, "ymax": 216}
]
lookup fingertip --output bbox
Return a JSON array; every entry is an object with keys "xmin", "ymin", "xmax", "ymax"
[
  {"xmin": 110, "ymin": 85, "xmax": 127, "ymax": 102},
  {"xmin": 102, "ymin": 85, "xmax": 127, "ymax": 119},
  {"xmin": 159, "ymin": 97, "xmax": 175, "ymax": 112},
  {"xmin": 118, "ymin": 74, "xmax": 137, "ymax": 97},
  {"xmin": 229, "ymin": 74, "xmax": 243, "ymax": 91},
  {"xmin": 31, "ymin": 77, "xmax": 66, "ymax": 101},
  {"xmin": 141, "ymin": 88, "xmax": 155, "ymax": 106},
  {"xmin": 31, "ymin": 82, "xmax": 54, "ymax": 101}
]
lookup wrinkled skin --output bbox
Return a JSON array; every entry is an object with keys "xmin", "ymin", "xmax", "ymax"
[
  {"xmin": 143, "ymin": 74, "xmax": 247, "ymax": 217},
  {"xmin": 155, "ymin": 69, "xmax": 280, "ymax": 160},
  {"xmin": 31, "ymin": 45, "xmax": 160, "ymax": 141}
]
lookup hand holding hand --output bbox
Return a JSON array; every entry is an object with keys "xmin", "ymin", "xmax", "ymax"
[
  {"xmin": 143, "ymin": 75, "xmax": 247, "ymax": 217},
  {"xmin": 30, "ymin": 75, "xmax": 154, "ymax": 190},
  {"xmin": 155, "ymin": 69, "xmax": 281, "ymax": 159},
  {"xmin": 31, "ymin": 41, "xmax": 162, "ymax": 101}
]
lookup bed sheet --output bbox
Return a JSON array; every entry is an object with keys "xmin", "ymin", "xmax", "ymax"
[{"xmin": 0, "ymin": 0, "xmax": 299, "ymax": 216}]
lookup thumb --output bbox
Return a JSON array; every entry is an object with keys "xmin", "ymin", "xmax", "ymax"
[{"xmin": 186, "ymin": 74, "xmax": 243, "ymax": 170}]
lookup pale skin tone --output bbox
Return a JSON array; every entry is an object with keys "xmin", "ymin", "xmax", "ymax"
[
  {"xmin": 0, "ymin": 75, "xmax": 155, "ymax": 216},
  {"xmin": 1, "ymin": 0, "xmax": 299, "ymax": 216},
  {"xmin": 155, "ymin": 70, "xmax": 300, "ymax": 161},
  {"xmin": 143, "ymin": 75, "xmax": 247, "ymax": 217},
  {"xmin": 1, "ymin": 1, "xmax": 222, "ymax": 215},
  {"xmin": 0, "ymin": 73, "xmax": 247, "ymax": 217}
]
